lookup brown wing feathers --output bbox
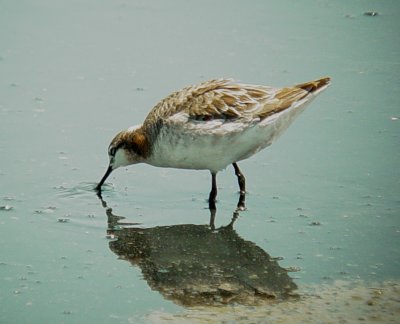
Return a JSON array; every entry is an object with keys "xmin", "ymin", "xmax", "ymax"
[
  {"xmin": 144, "ymin": 77, "xmax": 330, "ymax": 125},
  {"xmin": 256, "ymin": 77, "xmax": 330, "ymax": 119}
]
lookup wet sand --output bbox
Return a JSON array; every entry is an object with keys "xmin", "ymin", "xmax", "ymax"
[{"xmin": 145, "ymin": 280, "xmax": 400, "ymax": 323}]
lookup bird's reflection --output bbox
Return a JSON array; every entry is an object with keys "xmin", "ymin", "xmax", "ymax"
[{"xmin": 98, "ymin": 194, "xmax": 298, "ymax": 306}]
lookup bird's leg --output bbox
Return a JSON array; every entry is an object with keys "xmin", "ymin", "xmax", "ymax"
[
  {"xmin": 232, "ymin": 163, "xmax": 246, "ymax": 210},
  {"xmin": 233, "ymin": 163, "xmax": 246, "ymax": 193},
  {"xmin": 208, "ymin": 172, "xmax": 217, "ymax": 210}
]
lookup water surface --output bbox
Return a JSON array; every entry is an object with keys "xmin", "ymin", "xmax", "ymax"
[{"xmin": 1, "ymin": 0, "xmax": 399, "ymax": 322}]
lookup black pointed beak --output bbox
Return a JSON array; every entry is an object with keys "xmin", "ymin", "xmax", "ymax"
[{"xmin": 95, "ymin": 165, "xmax": 113, "ymax": 192}]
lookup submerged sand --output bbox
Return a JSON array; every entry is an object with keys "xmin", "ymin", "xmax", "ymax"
[{"xmin": 143, "ymin": 280, "xmax": 400, "ymax": 323}]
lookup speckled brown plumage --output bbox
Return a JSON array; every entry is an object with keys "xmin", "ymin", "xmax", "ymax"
[
  {"xmin": 142, "ymin": 77, "xmax": 330, "ymax": 131},
  {"xmin": 97, "ymin": 77, "xmax": 331, "ymax": 210}
]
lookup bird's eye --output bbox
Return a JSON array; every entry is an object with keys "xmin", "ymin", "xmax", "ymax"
[{"xmin": 109, "ymin": 147, "xmax": 116, "ymax": 156}]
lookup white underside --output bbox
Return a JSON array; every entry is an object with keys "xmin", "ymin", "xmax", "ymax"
[{"xmin": 146, "ymin": 92, "xmax": 321, "ymax": 172}]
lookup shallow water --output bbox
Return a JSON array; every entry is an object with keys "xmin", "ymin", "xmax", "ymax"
[{"xmin": 1, "ymin": 0, "xmax": 399, "ymax": 323}]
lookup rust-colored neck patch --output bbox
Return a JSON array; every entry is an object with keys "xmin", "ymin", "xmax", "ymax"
[
  {"xmin": 115, "ymin": 129, "xmax": 151, "ymax": 159},
  {"xmin": 128, "ymin": 130, "xmax": 151, "ymax": 158}
]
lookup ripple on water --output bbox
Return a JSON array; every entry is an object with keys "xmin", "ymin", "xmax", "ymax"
[
  {"xmin": 0, "ymin": 205, "xmax": 14, "ymax": 211},
  {"xmin": 34, "ymin": 206, "xmax": 57, "ymax": 214},
  {"xmin": 1, "ymin": 196, "xmax": 15, "ymax": 208},
  {"xmin": 55, "ymin": 182, "xmax": 113, "ymax": 198}
]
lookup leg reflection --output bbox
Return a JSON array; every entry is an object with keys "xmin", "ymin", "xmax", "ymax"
[{"xmin": 209, "ymin": 198, "xmax": 242, "ymax": 231}]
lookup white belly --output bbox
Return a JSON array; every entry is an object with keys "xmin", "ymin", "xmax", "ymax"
[{"xmin": 147, "ymin": 99, "xmax": 311, "ymax": 172}]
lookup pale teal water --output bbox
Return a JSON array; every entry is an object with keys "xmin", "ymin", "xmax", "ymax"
[{"xmin": 1, "ymin": 0, "xmax": 399, "ymax": 323}]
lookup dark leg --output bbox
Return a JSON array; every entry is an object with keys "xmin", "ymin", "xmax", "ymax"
[
  {"xmin": 233, "ymin": 163, "xmax": 246, "ymax": 193},
  {"xmin": 208, "ymin": 172, "xmax": 217, "ymax": 210},
  {"xmin": 232, "ymin": 163, "xmax": 246, "ymax": 210}
]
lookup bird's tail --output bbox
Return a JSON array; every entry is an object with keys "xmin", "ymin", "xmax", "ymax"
[{"xmin": 295, "ymin": 77, "xmax": 331, "ymax": 95}]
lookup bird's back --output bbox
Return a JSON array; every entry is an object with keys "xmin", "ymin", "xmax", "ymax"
[{"xmin": 143, "ymin": 78, "xmax": 330, "ymax": 128}]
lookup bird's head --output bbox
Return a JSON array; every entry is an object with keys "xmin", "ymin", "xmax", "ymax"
[{"xmin": 96, "ymin": 126, "xmax": 149, "ymax": 191}]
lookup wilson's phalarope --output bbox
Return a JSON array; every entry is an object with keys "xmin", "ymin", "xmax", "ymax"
[{"xmin": 96, "ymin": 77, "xmax": 330, "ymax": 209}]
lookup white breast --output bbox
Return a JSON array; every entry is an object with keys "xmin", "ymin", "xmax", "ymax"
[{"xmin": 147, "ymin": 96, "xmax": 314, "ymax": 172}]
